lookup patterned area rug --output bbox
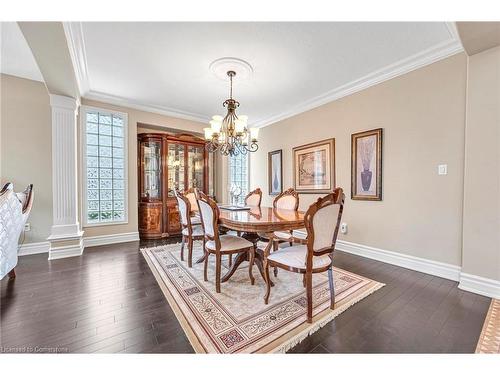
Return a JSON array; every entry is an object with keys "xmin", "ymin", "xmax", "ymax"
[
  {"xmin": 141, "ymin": 242, "xmax": 384, "ymax": 353},
  {"xmin": 476, "ymin": 299, "xmax": 500, "ymax": 353}
]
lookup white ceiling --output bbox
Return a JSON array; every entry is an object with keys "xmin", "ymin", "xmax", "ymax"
[
  {"xmin": 0, "ymin": 22, "xmax": 44, "ymax": 82},
  {"xmin": 3, "ymin": 22, "xmax": 463, "ymax": 127}
]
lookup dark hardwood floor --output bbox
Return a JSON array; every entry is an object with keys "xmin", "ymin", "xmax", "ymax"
[{"xmin": 0, "ymin": 238, "xmax": 491, "ymax": 353}]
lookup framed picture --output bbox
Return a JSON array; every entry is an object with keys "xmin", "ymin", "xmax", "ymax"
[
  {"xmin": 268, "ymin": 149, "xmax": 283, "ymax": 196},
  {"xmin": 351, "ymin": 128, "xmax": 383, "ymax": 200},
  {"xmin": 293, "ymin": 138, "xmax": 335, "ymax": 193}
]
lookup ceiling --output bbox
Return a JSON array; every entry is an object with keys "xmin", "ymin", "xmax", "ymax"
[
  {"xmin": 3, "ymin": 22, "xmax": 463, "ymax": 127},
  {"xmin": 1, "ymin": 22, "xmax": 44, "ymax": 82}
]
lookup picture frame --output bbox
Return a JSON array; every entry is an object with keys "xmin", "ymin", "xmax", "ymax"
[
  {"xmin": 293, "ymin": 138, "xmax": 335, "ymax": 193},
  {"xmin": 268, "ymin": 149, "xmax": 283, "ymax": 196},
  {"xmin": 351, "ymin": 128, "xmax": 383, "ymax": 201}
]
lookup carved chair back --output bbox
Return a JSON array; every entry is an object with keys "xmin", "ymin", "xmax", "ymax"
[
  {"xmin": 244, "ymin": 187, "xmax": 262, "ymax": 207},
  {"xmin": 174, "ymin": 188, "xmax": 193, "ymax": 235},
  {"xmin": 196, "ymin": 191, "xmax": 221, "ymax": 250},
  {"xmin": 273, "ymin": 188, "xmax": 299, "ymax": 211},
  {"xmin": 303, "ymin": 188, "xmax": 345, "ymax": 268}
]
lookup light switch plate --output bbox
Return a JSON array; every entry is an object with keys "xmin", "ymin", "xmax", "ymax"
[{"xmin": 438, "ymin": 164, "xmax": 448, "ymax": 175}]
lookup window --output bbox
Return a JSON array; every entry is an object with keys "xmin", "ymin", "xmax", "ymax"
[
  {"xmin": 81, "ymin": 106, "xmax": 128, "ymax": 226},
  {"xmin": 228, "ymin": 152, "xmax": 249, "ymax": 205}
]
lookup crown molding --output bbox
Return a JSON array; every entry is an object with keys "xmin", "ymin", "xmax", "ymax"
[
  {"xmin": 63, "ymin": 21, "xmax": 90, "ymax": 96},
  {"xmin": 63, "ymin": 22, "xmax": 463, "ymax": 129},
  {"xmin": 445, "ymin": 21, "xmax": 461, "ymax": 41},
  {"xmin": 84, "ymin": 90, "xmax": 208, "ymax": 124},
  {"xmin": 252, "ymin": 37, "xmax": 464, "ymax": 128}
]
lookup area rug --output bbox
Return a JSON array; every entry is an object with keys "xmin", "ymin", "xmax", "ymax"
[
  {"xmin": 141, "ymin": 242, "xmax": 384, "ymax": 353},
  {"xmin": 476, "ymin": 299, "xmax": 500, "ymax": 353}
]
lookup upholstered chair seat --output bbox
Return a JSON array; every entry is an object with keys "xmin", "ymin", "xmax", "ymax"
[
  {"xmin": 206, "ymin": 234, "xmax": 254, "ymax": 252},
  {"xmin": 267, "ymin": 245, "xmax": 332, "ymax": 270}
]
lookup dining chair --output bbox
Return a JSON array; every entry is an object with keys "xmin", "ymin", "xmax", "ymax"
[
  {"xmin": 262, "ymin": 188, "xmax": 301, "ymax": 276},
  {"xmin": 235, "ymin": 187, "xmax": 263, "ymax": 240},
  {"xmin": 244, "ymin": 187, "xmax": 262, "ymax": 207},
  {"xmin": 175, "ymin": 188, "xmax": 204, "ymax": 268},
  {"xmin": 262, "ymin": 188, "xmax": 345, "ymax": 323},
  {"xmin": 197, "ymin": 191, "xmax": 256, "ymax": 293},
  {"xmin": 271, "ymin": 188, "xmax": 300, "ymax": 245}
]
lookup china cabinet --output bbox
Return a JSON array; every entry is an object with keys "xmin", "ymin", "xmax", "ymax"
[{"xmin": 138, "ymin": 132, "xmax": 209, "ymax": 239}]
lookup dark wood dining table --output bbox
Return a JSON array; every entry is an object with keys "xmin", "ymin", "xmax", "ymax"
[{"xmin": 217, "ymin": 206, "xmax": 305, "ymax": 284}]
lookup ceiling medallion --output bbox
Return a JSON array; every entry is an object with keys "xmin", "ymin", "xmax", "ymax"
[{"xmin": 205, "ymin": 58, "xmax": 258, "ymax": 157}]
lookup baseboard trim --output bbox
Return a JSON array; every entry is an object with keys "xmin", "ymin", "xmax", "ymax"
[
  {"xmin": 336, "ymin": 240, "xmax": 462, "ymax": 282},
  {"xmin": 18, "ymin": 232, "xmax": 140, "ymax": 256},
  {"xmin": 48, "ymin": 242, "xmax": 84, "ymax": 260},
  {"xmin": 458, "ymin": 273, "xmax": 500, "ymax": 299},
  {"xmin": 18, "ymin": 241, "xmax": 50, "ymax": 256},
  {"xmin": 83, "ymin": 231, "xmax": 140, "ymax": 248}
]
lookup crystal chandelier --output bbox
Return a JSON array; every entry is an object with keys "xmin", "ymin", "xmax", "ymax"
[{"xmin": 204, "ymin": 70, "xmax": 259, "ymax": 156}]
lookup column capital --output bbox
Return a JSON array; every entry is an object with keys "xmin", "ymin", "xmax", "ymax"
[{"xmin": 49, "ymin": 94, "xmax": 80, "ymax": 111}]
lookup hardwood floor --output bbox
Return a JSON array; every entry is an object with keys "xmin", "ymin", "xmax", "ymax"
[{"xmin": 1, "ymin": 238, "xmax": 491, "ymax": 353}]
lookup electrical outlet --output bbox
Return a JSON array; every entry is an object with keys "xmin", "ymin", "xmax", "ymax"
[
  {"xmin": 341, "ymin": 222, "xmax": 348, "ymax": 234},
  {"xmin": 24, "ymin": 223, "xmax": 31, "ymax": 232}
]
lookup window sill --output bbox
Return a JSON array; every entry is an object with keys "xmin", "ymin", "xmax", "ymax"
[{"xmin": 83, "ymin": 220, "xmax": 129, "ymax": 228}]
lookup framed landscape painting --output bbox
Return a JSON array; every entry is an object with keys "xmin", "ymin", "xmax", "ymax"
[
  {"xmin": 351, "ymin": 128, "xmax": 383, "ymax": 200},
  {"xmin": 268, "ymin": 149, "xmax": 283, "ymax": 196},
  {"xmin": 293, "ymin": 138, "xmax": 335, "ymax": 193}
]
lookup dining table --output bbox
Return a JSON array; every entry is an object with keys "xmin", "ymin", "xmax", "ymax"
[{"xmin": 217, "ymin": 206, "xmax": 305, "ymax": 285}]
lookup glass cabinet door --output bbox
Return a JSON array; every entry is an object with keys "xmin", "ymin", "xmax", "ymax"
[
  {"xmin": 168, "ymin": 143, "xmax": 185, "ymax": 196},
  {"xmin": 187, "ymin": 145, "xmax": 205, "ymax": 191},
  {"xmin": 141, "ymin": 140, "xmax": 161, "ymax": 199}
]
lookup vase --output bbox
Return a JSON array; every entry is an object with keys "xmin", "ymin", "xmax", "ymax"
[
  {"xmin": 273, "ymin": 170, "xmax": 279, "ymax": 191},
  {"xmin": 361, "ymin": 169, "xmax": 372, "ymax": 191}
]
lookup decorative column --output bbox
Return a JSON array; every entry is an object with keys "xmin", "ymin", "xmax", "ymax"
[{"xmin": 47, "ymin": 94, "xmax": 84, "ymax": 260}]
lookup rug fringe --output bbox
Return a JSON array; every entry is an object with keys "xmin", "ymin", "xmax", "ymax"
[{"xmin": 272, "ymin": 283, "xmax": 385, "ymax": 353}]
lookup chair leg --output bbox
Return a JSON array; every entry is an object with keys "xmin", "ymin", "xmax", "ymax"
[
  {"xmin": 187, "ymin": 237, "xmax": 194, "ymax": 268},
  {"xmin": 302, "ymin": 273, "xmax": 306, "ymax": 287},
  {"xmin": 306, "ymin": 271, "xmax": 313, "ymax": 323},
  {"xmin": 328, "ymin": 265, "xmax": 335, "ymax": 310},
  {"xmin": 215, "ymin": 253, "xmax": 222, "ymax": 293},
  {"xmin": 273, "ymin": 240, "xmax": 278, "ymax": 277},
  {"xmin": 203, "ymin": 250, "xmax": 209, "ymax": 282},
  {"xmin": 248, "ymin": 247, "xmax": 255, "ymax": 285},
  {"xmin": 228, "ymin": 254, "xmax": 232, "ymax": 266},
  {"xmin": 237, "ymin": 231, "xmax": 241, "ymax": 237},
  {"xmin": 180, "ymin": 235, "xmax": 186, "ymax": 261},
  {"xmin": 263, "ymin": 261, "xmax": 271, "ymax": 304},
  {"xmin": 8, "ymin": 268, "xmax": 16, "ymax": 279}
]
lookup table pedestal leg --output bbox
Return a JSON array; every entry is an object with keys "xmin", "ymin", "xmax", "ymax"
[{"xmin": 220, "ymin": 233, "xmax": 275, "ymax": 286}]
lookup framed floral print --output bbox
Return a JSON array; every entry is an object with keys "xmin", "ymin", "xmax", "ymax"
[
  {"xmin": 268, "ymin": 149, "xmax": 283, "ymax": 196},
  {"xmin": 293, "ymin": 138, "xmax": 335, "ymax": 193},
  {"xmin": 351, "ymin": 128, "xmax": 383, "ymax": 201}
]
